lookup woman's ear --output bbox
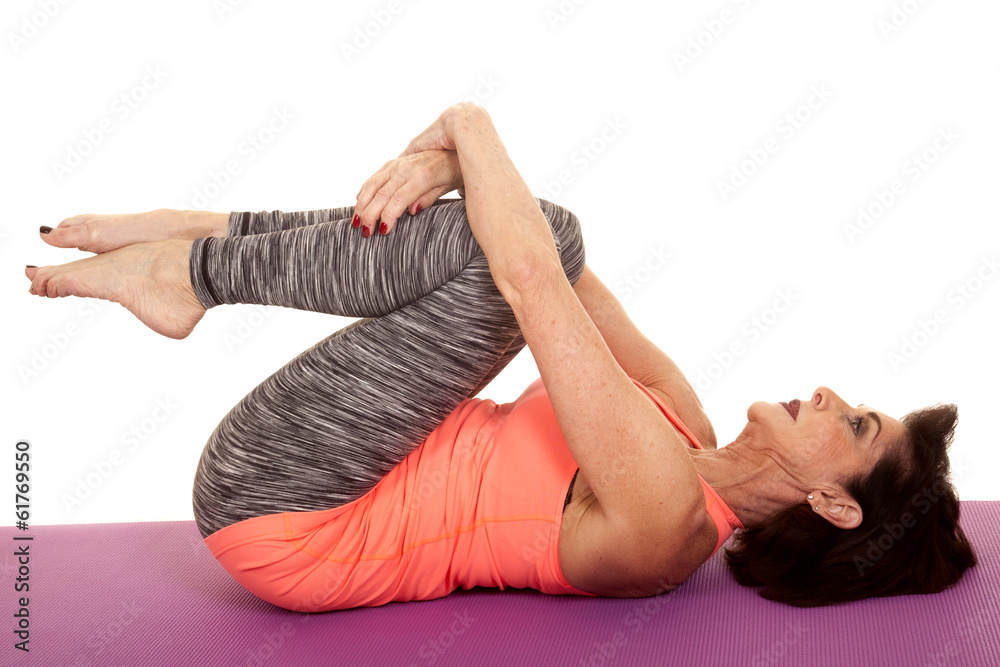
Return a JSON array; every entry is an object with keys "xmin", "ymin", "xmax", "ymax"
[{"xmin": 815, "ymin": 489, "xmax": 863, "ymax": 530}]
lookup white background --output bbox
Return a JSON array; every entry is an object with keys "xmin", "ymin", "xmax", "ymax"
[{"xmin": 2, "ymin": 0, "xmax": 997, "ymax": 526}]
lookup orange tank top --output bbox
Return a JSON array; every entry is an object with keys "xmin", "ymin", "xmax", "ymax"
[{"xmin": 203, "ymin": 376, "xmax": 743, "ymax": 611}]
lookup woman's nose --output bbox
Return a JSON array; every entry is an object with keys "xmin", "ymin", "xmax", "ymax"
[
  {"xmin": 812, "ymin": 386, "xmax": 838, "ymax": 409},
  {"xmin": 812, "ymin": 386, "xmax": 846, "ymax": 410}
]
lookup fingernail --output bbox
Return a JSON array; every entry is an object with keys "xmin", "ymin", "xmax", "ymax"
[
  {"xmin": 362, "ymin": 225, "xmax": 371, "ymax": 238},
  {"xmin": 26, "ymin": 264, "xmax": 37, "ymax": 268},
  {"xmin": 379, "ymin": 222, "xmax": 388, "ymax": 235},
  {"xmin": 39, "ymin": 226, "xmax": 52, "ymax": 234},
  {"xmin": 352, "ymin": 214, "xmax": 360, "ymax": 228},
  {"xmin": 415, "ymin": 204, "xmax": 422, "ymax": 215}
]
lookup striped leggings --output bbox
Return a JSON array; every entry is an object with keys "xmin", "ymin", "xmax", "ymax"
[{"xmin": 190, "ymin": 198, "xmax": 586, "ymax": 539}]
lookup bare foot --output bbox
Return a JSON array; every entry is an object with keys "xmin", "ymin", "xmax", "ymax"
[
  {"xmin": 39, "ymin": 209, "xmax": 228, "ymax": 254},
  {"xmin": 26, "ymin": 239, "xmax": 206, "ymax": 339}
]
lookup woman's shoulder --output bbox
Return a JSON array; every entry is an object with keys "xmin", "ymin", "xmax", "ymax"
[{"xmin": 560, "ymin": 485, "xmax": 719, "ymax": 597}]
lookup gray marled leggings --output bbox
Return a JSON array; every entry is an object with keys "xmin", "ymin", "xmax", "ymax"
[{"xmin": 189, "ymin": 198, "xmax": 585, "ymax": 539}]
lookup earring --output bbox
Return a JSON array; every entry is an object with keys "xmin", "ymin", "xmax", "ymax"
[
  {"xmin": 814, "ymin": 506, "xmax": 820, "ymax": 511},
  {"xmin": 807, "ymin": 494, "xmax": 814, "ymax": 501}
]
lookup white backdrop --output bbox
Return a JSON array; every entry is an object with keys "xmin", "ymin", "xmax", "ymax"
[{"xmin": 3, "ymin": 0, "xmax": 997, "ymax": 527}]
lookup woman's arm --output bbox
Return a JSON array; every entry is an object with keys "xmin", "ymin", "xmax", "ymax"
[
  {"xmin": 444, "ymin": 106, "xmax": 563, "ymax": 295},
  {"xmin": 571, "ymin": 265, "xmax": 718, "ymax": 450},
  {"xmin": 451, "ymin": 106, "xmax": 708, "ymax": 585}
]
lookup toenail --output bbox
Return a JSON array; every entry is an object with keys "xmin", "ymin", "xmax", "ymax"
[{"xmin": 39, "ymin": 226, "xmax": 52, "ymax": 234}]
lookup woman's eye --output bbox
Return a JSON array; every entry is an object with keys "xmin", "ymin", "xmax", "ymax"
[{"xmin": 850, "ymin": 415, "xmax": 864, "ymax": 435}]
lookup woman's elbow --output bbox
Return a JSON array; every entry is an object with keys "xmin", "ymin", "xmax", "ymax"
[{"xmin": 495, "ymin": 253, "xmax": 563, "ymax": 304}]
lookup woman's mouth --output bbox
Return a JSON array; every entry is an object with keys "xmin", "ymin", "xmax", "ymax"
[{"xmin": 780, "ymin": 400, "xmax": 800, "ymax": 421}]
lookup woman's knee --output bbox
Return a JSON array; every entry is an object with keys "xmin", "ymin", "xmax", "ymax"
[{"xmin": 428, "ymin": 197, "xmax": 585, "ymax": 286}]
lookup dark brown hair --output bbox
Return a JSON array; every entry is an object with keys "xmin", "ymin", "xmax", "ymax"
[{"xmin": 724, "ymin": 403, "xmax": 976, "ymax": 607}]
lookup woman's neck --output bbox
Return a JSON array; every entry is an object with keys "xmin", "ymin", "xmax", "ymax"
[{"xmin": 687, "ymin": 443, "xmax": 804, "ymax": 529}]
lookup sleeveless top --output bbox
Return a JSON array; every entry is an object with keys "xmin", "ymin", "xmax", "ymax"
[{"xmin": 203, "ymin": 376, "xmax": 743, "ymax": 611}]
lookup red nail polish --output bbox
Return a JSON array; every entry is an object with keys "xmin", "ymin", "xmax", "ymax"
[
  {"xmin": 352, "ymin": 214, "xmax": 360, "ymax": 228},
  {"xmin": 362, "ymin": 225, "xmax": 371, "ymax": 238},
  {"xmin": 379, "ymin": 222, "xmax": 388, "ymax": 235},
  {"xmin": 415, "ymin": 204, "xmax": 422, "ymax": 215}
]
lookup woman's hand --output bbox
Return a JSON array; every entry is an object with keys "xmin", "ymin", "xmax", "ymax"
[
  {"xmin": 396, "ymin": 101, "xmax": 483, "ymax": 155},
  {"xmin": 354, "ymin": 149, "xmax": 464, "ymax": 236},
  {"xmin": 354, "ymin": 103, "xmax": 487, "ymax": 236}
]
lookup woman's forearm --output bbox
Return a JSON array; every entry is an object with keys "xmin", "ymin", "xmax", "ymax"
[{"xmin": 447, "ymin": 107, "xmax": 563, "ymax": 297}]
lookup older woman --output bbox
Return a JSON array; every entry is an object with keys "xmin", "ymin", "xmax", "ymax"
[{"xmin": 25, "ymin": 103, "xmax": 974, "ymax": 610}]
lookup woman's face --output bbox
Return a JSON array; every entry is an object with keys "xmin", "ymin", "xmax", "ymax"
[{"xmin": 744, "ymin": 386, "xmax": 906, "ymax": 489}]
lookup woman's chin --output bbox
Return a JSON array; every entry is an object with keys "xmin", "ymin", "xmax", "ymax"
[{"xmin": 746, "ymin": 400, "xmax": 773, "ymax": 423}]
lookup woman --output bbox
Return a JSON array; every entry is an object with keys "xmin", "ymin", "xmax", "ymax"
[{"xmin": 25, "ymin": 103, "xmax": 975, "ymax": 609}]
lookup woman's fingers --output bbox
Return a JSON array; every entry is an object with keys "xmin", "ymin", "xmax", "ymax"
[
  {"xmin": 354, "ymin": 150, "xmax": 461, "ymax": 236},
  {"xmin": 356, "ymin": 160, "xmax": 394, "ymax": 202},
  {"xmin": 355, "ymin": 170, "xmax": 392, "ymax": 230},
  {"xmin": 357, "ymin": 163, "xmax": 413, "ymax": 234},
  {"xmin": 365, "ymin": 182, "xmax": 422, "ymax": 235},
  {"xmin": 355, "ymin": 156, "xmax": 433, "ymax": 235}
]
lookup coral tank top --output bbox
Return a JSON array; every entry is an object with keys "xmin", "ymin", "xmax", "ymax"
[{"xmin": 203, "ymin": 376, "xmax": 743, "ymax": 611}]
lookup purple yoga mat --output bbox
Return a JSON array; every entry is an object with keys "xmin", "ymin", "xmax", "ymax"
[{"xmin": 3, "ymin": 501, "xmax": 998, "ymax": 666}]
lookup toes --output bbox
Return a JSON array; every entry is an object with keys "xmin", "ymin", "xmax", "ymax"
[
  {"xmin": 44, "ymin": 219, "xmax": 94, "ymax": 251},
  {"xmin": 57, "ymin": 214, "xmax": 89, "ymax": 227},
  {"xmin": 27, "ymin": 267, "xmax": 41, "ymax": 295},
  {"xmin": 31, "ymin": 266, "xmax": 62, "ymax": 298},
  {"xmin": 25, "ymin": 266, "xmax": 43, "ymax": 295},
  {"xmin": 32, "ymin": 267, "xmax": 67, "ymax": 299},
  {"xmin": 29, "ymin": 267, "xmax": 50, "ymax": 297}
]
